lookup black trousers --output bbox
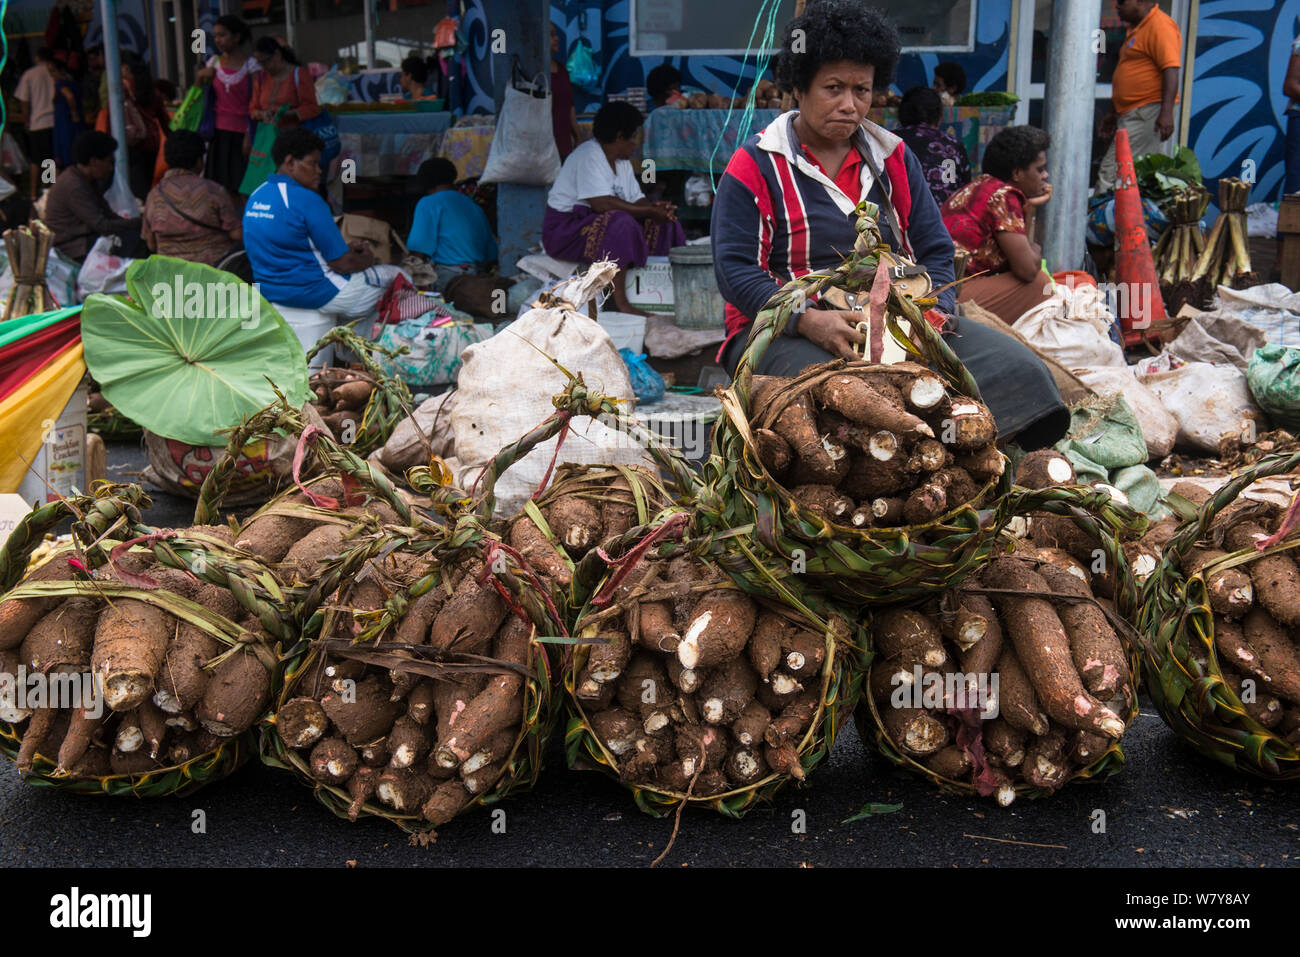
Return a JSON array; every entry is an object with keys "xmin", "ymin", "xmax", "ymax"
[{"xmin": 721, "ymin": 312, "xmax": 1070, "ymax": 451}]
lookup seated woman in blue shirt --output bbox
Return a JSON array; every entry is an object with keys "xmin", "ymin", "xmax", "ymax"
[
  {"xmin": 243, "ymin": 127, "xmax": 404, "ymax": 317},
  {"xmin": 406, "ymin": 157, "xmax": 499, "ymax": 292}
]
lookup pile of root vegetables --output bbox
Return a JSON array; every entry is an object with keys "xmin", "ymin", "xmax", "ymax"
[
  {"xmin": 0, "ymin": 529, "xmax": 276, "ymax": 788},
  {"xmin": 570, "ymin": 549, "xmax": 857, "ymax": 807},
  {"xmin": 308, "ymin": 367, "xmax": 378, "ymax": 445},
  {"xmin": 267, "ymin": 546, "xmax": 549, "ymax": 831},
  {"xmin": 1143, "ymin": 473, "xmax": 1300, "ymax": 769},
  {"xmin": 861, "ymin": 552, "xmax": 1136, "ymax": 804},
  {"xmin": 748, "ymin": 362, "xmax": 1004, "ymax": 530}
]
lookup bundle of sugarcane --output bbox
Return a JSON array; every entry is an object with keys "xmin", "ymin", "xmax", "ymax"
[
  {"xmin": 857, "ymin": 487, "xmax": 1142, "ymax": 804},
  {"xmin": 0, "ymin": 485, "xmax": 295, "ymax": 795},
  {"xmin": 562, "ymin": 511, "xmax": 867, "ymax": 818},
  {"xmin": 703, "ymin": 201, "xmax": 1036, "ymax": 606},
  {"xmin": 1152, "ymin": 184, "xmax": 1209, "ymax": 313},
  {"xmin": 2, "ymin": 221, "xmax": 56, "ymax": 319},
  {"xmin": 1190, "ymin": 177, "xmax": 1259, "ymax": 296},
  {"xmin": 259, "ymin": 376, "xmax": 639, "ymax": 836},
  {"xmin": 1139, "ymin": 452, "xmax": 1300, "ymax": 779},
  {"xmin": 305, "ymin": 326, "xmax": 414, "ymax": 456}
]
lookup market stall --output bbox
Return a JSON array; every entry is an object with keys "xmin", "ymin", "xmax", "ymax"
[{"xmin": 335, "ymin": 110, "xmax": 453, "ymax": 179}]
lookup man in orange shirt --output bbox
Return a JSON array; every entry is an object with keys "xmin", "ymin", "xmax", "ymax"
[{"xmin": 1095, "ymin": 0, "xmax": 1181, "ymax": 192}]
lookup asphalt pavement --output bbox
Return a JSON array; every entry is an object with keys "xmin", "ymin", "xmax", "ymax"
[{"xmin": 1, "ymin": 440, "xmax": 1297, "ymax": 868}]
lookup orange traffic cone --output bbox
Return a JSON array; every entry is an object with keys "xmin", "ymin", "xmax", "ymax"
[{"xmin": 1112, "ymin": 128, "xmax": 1167, "ymax": 346}]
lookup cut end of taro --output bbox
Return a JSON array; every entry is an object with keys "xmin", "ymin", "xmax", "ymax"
[
  {"xmin": 590, "ymin": 665, "xmax": 622, "ymax": 684},
  {"xmin": 166, "ymin": 713, "xmax": 197, "ymax": 731},
  {"xmin": 1230, "ymin": 586, "xmax": 1253, "ymax": 608},
  {"xmin": 953, "ymin": 620, "xmax": 987, "ymax": 652},
  {"xmin": 1006, "ymin": 515, "xmax": 1029, "ymax": 538},
  {"xmin": 435, "ymin": 746, "xmax": 460, "ymax": 769},
  {"xmin": 822, "ymin": 435, "xmax": 847, "ymax": 462},
  {"xmin": 103, "ymin": 674, "xmax": 151, "ymax": 713},
  {"xmin": 153, "ymin": 689, "xmax": 183, "ymax": 714},
  {"xmin": 1045, "ymin": 456, "xmax": 1074, "ymax": 484},
  {"xmin": 1005, "ymin": 748, "xmax": 1024, "ymax": 768},
  {"xmin": 577, "ymin": 679, "xmax": 603, "ymax": 699},
  {"xmin": 923, "ymin": 649, "xmax": 948, "ymax": 668},
  {"xmin": 678, "ymin": 669, "xmax": 700, "ymax": 692},
  {"xmin": 786, "ymin": 651, "xmax": 806, "ymax": 672},
  {"xmin": 680, "ymin": 757, "xmax": 697, "ymax": 777},
  {"xmin": 908, "ymin": 376, "xmax": 946, "ymax": 411},
  {"xmin": 461, "ymin": 749, "xmax": 492, "ymax": 775},
  {"xmin": 115, "ymin": 722, "xmax": 144, "ymax": 754},
  {"xmin": 0, "ymin": 706, "xmax": 32, "ymax": 724},
  {"xmin": 702, "ymin": 698, "xmax": 725, "ymax": 723},
  {"xmin": 1133, "ymin": 554, "xmax": 1157, "ymax": 579},
  {"xmin": 734, "ymin": 750, "xmax": 760, "ymax": 779},
  {"xmin": 770, "ymin": 673, "xmax": 803, "ymax": 695},
  {"xmin": 605, "ymin": 736, "xmax": 635, "ymax": 756},
  {"xmin": 851, "ymin": 508, "xmax": 872, "ymax": 527},
  {"xmin": 1099, "ymin": 713, "xmax": 1126, "ymax": 738},
  {"xmin": 1031, "ymin": 714, "xmax": 1050, "ymax": 736},
  {"xmin": 678, "ymin": 613, "xmax": 712, "ymax": 669},
  {"xmin": 917, "ymin": 423, "xmax": 935, "ymax": 438},
  {"xmin": 996, "ymin": 784, "xmax": 1017, "ymax": 806},
  {"xmin": 390, "ymin": 744, "xmax": 416, "ymax": 768},
  {"xmin": 869, "ymin": 431, "xmax": 899, "ymax": 461},
  {"xmin": 644, "ymin": 711, "xmax": 669, "ymax": 734}
]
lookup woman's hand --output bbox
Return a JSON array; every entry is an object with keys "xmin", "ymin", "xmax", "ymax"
[
  {"xmin": 797, "ymin": 308, "xmax": 866, "ymax": 361},
  {"xmin": 1025, "ymin": 183, "xmax": 1052, "ymax": 209}
]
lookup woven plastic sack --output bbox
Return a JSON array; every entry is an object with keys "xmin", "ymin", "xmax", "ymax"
[{"xmin": 1246, "ymin": 344, "xmax": 1300, "ymax": 431}]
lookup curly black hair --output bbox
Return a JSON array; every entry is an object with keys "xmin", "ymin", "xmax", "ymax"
[
  {"xmin": 899, "ymin": 86, "xmax": 942, "ymax": 127},
  {"xmin": 272, "ymin": 127, "xmax": 326, "ymax": 166},
  {"xmin": 591, "ymin": 102, "xmax": 644, "ymax": 143},
  {"xmin": 933, "ymin": 61, "xmax": 967, "ymax": 95},
  {"xmin": 982, "ymin": 125, "xmax": 1051, "ymax": 181},
  {"xmin": 774, "ymin": 1, "xmax": 900, "ymax": 94},
  {"xmin": 163, "ymin": 129, "xmax": 206, "ymax": 171}
]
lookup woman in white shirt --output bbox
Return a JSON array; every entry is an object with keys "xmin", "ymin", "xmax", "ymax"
[{"xmin": 542, "ymin": 101, "xmax": 685, "ymax": 316}]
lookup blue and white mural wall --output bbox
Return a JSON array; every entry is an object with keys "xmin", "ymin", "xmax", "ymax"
[
  {"xmin": 550, "ymin": 0, "xmax": 1013, "ymax": 113},
  {"xmin": 1188, "ymin": 0, "xmax": 1295, "ymax": 203}
]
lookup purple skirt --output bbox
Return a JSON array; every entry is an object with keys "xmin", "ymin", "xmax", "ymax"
[{"xmin": 542, "ymin": 204, "xmax": 686, "ymax": 269}]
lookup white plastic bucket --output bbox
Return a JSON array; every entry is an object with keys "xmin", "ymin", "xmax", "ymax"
[{"xmin": 277, "ymin": 306, "xmax": 335, "ymax": 368}]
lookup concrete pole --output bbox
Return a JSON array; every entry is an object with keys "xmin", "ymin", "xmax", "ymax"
[
  {"xmin": 1039, "ymin": 0, "xmax": 1101, "ymax": 273},
  {"xmin": 285, "ymin": 0, "xmax": 295, "ymax": 51},
  {"xmin": 99, "ymin": 0, "xmax": 132, "ymax": 202},
  {"xmin": 363, "ymin": 0, "xmax": 376, "ymax": 68}
]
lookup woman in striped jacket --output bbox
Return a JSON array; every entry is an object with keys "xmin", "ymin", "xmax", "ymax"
[{"xmin": 710, "ymin": 1, "xmax": 1068, "ymax": 449}]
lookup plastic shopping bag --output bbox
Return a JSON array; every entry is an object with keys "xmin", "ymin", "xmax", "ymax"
[{"xmin": 480, "ymin": 70, "xmax": 561, "ymax": 186}]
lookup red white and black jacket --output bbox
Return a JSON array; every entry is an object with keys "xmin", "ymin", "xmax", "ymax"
[{"xmin": 710, "ymin": 112, "xmax": 956, "ymax": 347}]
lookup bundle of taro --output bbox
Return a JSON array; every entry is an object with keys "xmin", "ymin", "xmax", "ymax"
[
  {"xmin": 566, "ymin": 522, "xmax": 866, "ymax": 816},
  {"xmin": 707, "ymin": 206, "xmax": 1016, "ymax": 605},
  {"xmin": 0, "ymin": 488, "xmax": 291, "ymax": 794},
  {"xmin": 262, "ymin": 524, "xmax": 560, "ymax": 839},
  {"xmin": 504, "ymin": 463, "xmax": 673, "ymax": 602},
  {"xmin": 304, "ymin": 326, "xmax": 414, "ymax": 457},
  {"xmin": 1151, "ymin": 184, "xmax": 1209, "ymax": 313},
  {"xmin": 858, "ymin": 527, "xmax": 1140, "ymax": 804},
  {"xmin": 1140, "ymin": 452, "xmax": 1300, "ymax": 778},
  {"xmin": 1189, "ymin": 177, "xmax": 1259, "ymax": 296}
]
